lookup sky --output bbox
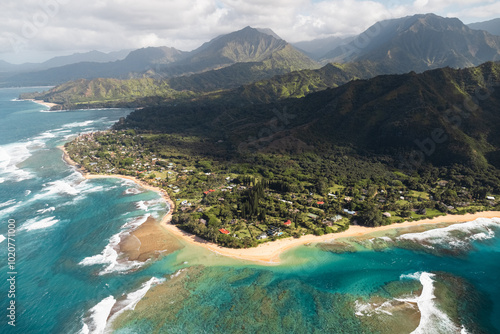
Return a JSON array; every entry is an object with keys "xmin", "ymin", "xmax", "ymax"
[{"xmin": 0, "ymin": 0, "xmax": 499, "ymax": 63}]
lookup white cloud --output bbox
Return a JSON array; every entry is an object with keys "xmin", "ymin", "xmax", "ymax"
[{"xmin": 0, "ymin": 0, "xmax": 498, "ymax": 63}]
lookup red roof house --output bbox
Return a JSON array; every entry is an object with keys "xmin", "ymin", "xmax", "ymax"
[
  {"xmin": 317, "ymin": 201, "xmax": 325, "ymax": 205},
  {"xmin": 284, "ymin": 220, "xmax": 292, "ymax": 226},
  {"xmin": 219, "ymin": 228, "xmax": 230, "ymax": 235}
]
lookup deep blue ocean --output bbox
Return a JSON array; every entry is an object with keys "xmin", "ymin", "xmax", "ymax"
[{"xmin": 1, "ymin": 87, "xmax": 499, "ymax": 334}]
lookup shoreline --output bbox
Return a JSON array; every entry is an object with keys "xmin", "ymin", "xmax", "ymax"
[
  {"xmin": 59, "ymin": 145, "xmax": 500, "ymax": 264},
  {"xmin": 26, "ymin": 99, "xmax": 59, "ymax": 109}
]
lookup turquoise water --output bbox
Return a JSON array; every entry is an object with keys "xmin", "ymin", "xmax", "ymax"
[{"xmin": 1, "ymin": 87, "xmax": 499, "ymax": 333}]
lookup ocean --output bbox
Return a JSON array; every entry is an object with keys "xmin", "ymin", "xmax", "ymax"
[{"xmin": 0, "ymin": 87, "xmax": 499, "ymax": 334}]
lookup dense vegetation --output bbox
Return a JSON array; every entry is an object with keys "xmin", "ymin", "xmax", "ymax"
[
  {"xmin": 19, "ymin": 61, "xmax": 374, "ymax": 110},
  {"xmin": 65, "ymin": 66, "xmax": 500, "ymax": 249},
  {"xmin": 117, "ymin": 62, "xmax": 500, "ymax": 170}
]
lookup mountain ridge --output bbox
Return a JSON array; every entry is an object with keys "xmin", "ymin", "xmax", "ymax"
[
  {"xmin": 116, "ymin": 61, "xmax": 500, "ymax": 172},
  {"xmin": 4, "ymin": 26, "xmax": 317, "ymax": 87},
  {"xmin": 468, "ymin": 18, "xmax": 500, "ymax": 36},
  {"xmin": 322, "ymin": 14, "xmax": 500, "ymax": 73}
]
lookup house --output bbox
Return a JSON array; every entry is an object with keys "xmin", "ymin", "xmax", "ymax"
[
  {"xmin": 267, "ymin": 226, "xmax": 281, "ymax": 236},
  {"xmin": 219, "ymin": 229, "xmax": 230, "ymax": 235},
  {"xmin": 343, "ymin": 209, "xmax": 356, "ymax": 215},
  {"xmin": 332, "ymin": 215, "xmax": 343, "ymax": 222},
  {"xmin": 383, "ymin": 212, "xmax": 392, "ymax": 218},
  {"xmin": 317, "ymin": 201, "xmax": 325, "ymax": 205},
  {"xmin": 487, "ymin": 196, "xmax": 496, "ymax": 200},
  {"xmin": 257, "ymin": 233, "xmax": 268, "ymax": 240},
  {"xmin": 283, "ymin": 220, "xmax": 292, "ymax": 226}
]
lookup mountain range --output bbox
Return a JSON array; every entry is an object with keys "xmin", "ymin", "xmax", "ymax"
[
  {"xmin": 11, "ymin": 13, "xmax": 500, "ymax": 193},
  {"xmin": 322, "ymin": 14, "xmax": 500, "ymax": 73},
  {"xmin": 3, "ymin": 27, "xmax": 318, "ymax": 87},
  {"xmin": 0, "ymin": 50, "xmax": 131, "ymax": 73},
  {"xmin": 19, "ymin": 14, "xmax": 500, "ymax": 110},
  {"xmin": 117, "ymin": 61, "xmax": 500, "ymax": 172}
]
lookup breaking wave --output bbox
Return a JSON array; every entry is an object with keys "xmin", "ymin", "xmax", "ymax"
[
  {"xmin": 21, "ymin": 216, "xmax": 60, "ymax": 231},
  {"xmin": 399, "ymin": 272, "xmax": 462, "ymax": 334},
  {"xmin": 79, "ymin": 296, "xmax": 116, "ymax": 334},
  {"xmin": 79, "ymin": 215, "xmax": 150, "ymax": 275},
  {"xmin": 397, "ymin": 218, "xmax": 500, "ymax": 252},
  {"xmin": 79, "ymin": 277, "xmax": 164, "ymax": 334}
]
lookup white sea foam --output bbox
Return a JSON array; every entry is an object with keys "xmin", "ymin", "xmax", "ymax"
[
  {"xmin": 0, "ymin": 178, "xmax": 4, "ymax": 183},
  {"xmin": 36, "ymin": 206, "xmax": 56, "ymax": 214},
  {"xmin": 0, "ymin": 235, "xmax": 5, "ymax": 244},
  {"xmin": 0, "ymin": 141, "xmax": 35, "ymax": 182},
  {"xmin": 21, "ymin": 216, "xmax": 60, "ymax": 231},
  {"xmin": 135, "ymin": 200, "xmax": 149, "ymax": 211},
  {"xmin": 354, "ymin": 300, "xmax": 394, "ymax": 317},
  {"xmin": 0, "ymin": 199, "xmax": 16, "ymax": 208},
  {"xmin": 62, "ymin": 120, "xmax": 95, "ymax": 128},
  {"xmin": 25, "ymin": 190, "xmax": 31, "ymax": 196},
  {"xmin": 79, "ymin": 296, "xmax": 116, "ymax": 334},
  {"xmin": 411, "ymin": 272, "xmax": 460, "ymax": 334},
  {"xmin": 32, "ymin": 171, "xmax": 88, "ymax": 202},
  {"xmin": 398, "ymin": 272, "xmax": 462, "ymax": 334},
  {"xmin": 397, "ymin": 218, "xmax": 500, "ymax": 249},
  {"xmin": 40, "ymin": 109, "xmax": 66, "ymax": 113},
  {"xmin": 0, "ymin": 201, "xmax": 23, "ymax": 219},
  {"xmin": 133, "ymin": 198, "xmax": 166, "ymax": 220},
  {"xmin": 0, "ymin": 126, "xmax": 78, "ymax": 183},
  {"xmin": 120, "ymin": 214, "xmax": 150, "ymax": 230},
  {"xmin": 104, "ymin": 277, "xmax": 165, "ymax": 333},
  {"xmin": 79, "ymin": 233, "xmax": 140, "ymax": 275},
  {"xmin": 79, "ymin": 215, "xmax": 151, "ymax": 275},
  {"xmin": 124, "ymin": 187, "xmax": 143, "ymax": 195},
  {"xmin": 170, "ymin": 269, "xmax": 186, "ymax": 279}
]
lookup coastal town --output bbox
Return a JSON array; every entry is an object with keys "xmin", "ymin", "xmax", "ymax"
[{"xmin": 64, "ymin": 130, "xmax": 500, "ymax": 248}]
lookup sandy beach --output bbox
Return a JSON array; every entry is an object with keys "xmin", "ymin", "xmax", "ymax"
[
  {"xmin": 27, "ymin": 99, "xmax": 59, "ymax": 109},
  {"xmin": 161, "ymin": 211, "xmax": 500, "ymax": 263},
  {"xmin": 59, "ymin": 145, "xmax": 500, "ymax": 264}
]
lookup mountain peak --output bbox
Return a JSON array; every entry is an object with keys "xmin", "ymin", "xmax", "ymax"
[
  {"xmin": 322, "ymin": 13, "xmax": 500, "ymax": 73},
  {"xmin": 255, "ymin": 28, "xmax": 282, "ymax": 40},
  {"xmin": 405, "ymin": 13, "xmax": 464, "ymax": 32}
]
